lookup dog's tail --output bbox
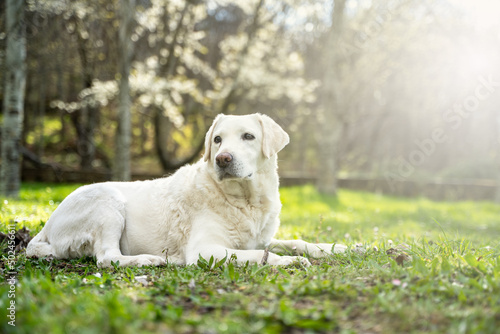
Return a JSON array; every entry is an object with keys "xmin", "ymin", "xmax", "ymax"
[{"xmin": 26, "ymin": 228, "xmax": 55, "ymax": 258}]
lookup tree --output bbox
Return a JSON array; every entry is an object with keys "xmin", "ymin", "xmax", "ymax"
[
  {"xmin": 497, "ymin": 113, "xmax": 500, "ymax": 203},
  {"xmin": 311, "ymin": 0, "xmax": 420, "ymax": 195},
  {"xmin": 315, "ymin": 0, "xmax": 347, "ymax": 195},
  {"xmin": 71, "ymin": 8, "xmax": 101, "ymax": 169},
  {"xmin": 113, "ymin": 0, "xmax": 135, "ymax": 181},
  {"xmin": 1, "ymin": 0, "xmax": 27, "ymax": 198}
]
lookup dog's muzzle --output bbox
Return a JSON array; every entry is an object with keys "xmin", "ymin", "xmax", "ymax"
[
  {"xmin": 216, "ymin": 153, "xmax": 233, "ymax": 168},
  {"xmin": 215, "ymin": 153, "xmax": 252, "ymax": 180}
]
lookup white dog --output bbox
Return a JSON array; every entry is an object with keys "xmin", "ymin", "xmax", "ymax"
[{"xmin": 26, "ymin": 113, "xmax": 347, "ymax": 267}]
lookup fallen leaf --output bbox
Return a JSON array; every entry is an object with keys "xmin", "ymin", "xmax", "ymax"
[
  {"xmin": 386, "ymin": 244, "xmax": 412, "ymax": 266},
  {"xmin": 386, "ymin": 248, "xmax": 398, "ymax": 256},
  {"xmin": 0, "ymin": 227, "xmax": 33, "ymax": 252},
  {"xmin": 395, "ymin": 253, "xmax": 412, "ymax": 266}
]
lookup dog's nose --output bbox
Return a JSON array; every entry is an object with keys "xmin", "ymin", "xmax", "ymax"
[{"xmin": 216, "ymin": 153, "xmax": 233, "ymax": 168}]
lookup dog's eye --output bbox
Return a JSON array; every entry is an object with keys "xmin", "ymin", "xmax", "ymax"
[
  {"xmin": 243, "ymin": 133, "xmax": 255, "ymax": 140},
  {"xmin": 214, "ymin": 136, "xmax": 222, "ymax": 144}
]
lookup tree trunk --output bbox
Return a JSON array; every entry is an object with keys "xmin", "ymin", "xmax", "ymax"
[
  {"xmin": 496, "ymin": 114, "xmax": 500, "ymax": 203},
  {"xmin": 69, "ymin": 107, "xmax": 97, "ymax": 170},
  {"xmin": 316, "ymin": 117, "xmax": 344, "ymax": 195},
  {"xmin": 1, "ymin": 0, "xmax": 27, "ymax": 198},
  {"xmin": 154, "ymin": 111, "xmax": 205, "ymax": 171},
  {"xmin": 496, "ymin": 174, "xmax": 500, "ymax": 204},
  {"xmin": 76, "ymin": 33, "xmax": 98, "ymax": 170},
  {"xmin": 113, "ymin": 0, "xmax": 135, "ymax": 181},
  {"xmin": 315, "ymin": 0, "xmax": 347, "ymax": 196},
  {"xmin": 36, "ymin": 60, "xmax": 46, "ymax": 159},
  {"xmin": 57, "ymin": 44, "xmax": 68, "ymax": 144}
]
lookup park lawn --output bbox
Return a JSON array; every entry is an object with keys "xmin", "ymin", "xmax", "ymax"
[{"xmin": 1, "ymin": 183, "xmax": 500, "ymax": 334}]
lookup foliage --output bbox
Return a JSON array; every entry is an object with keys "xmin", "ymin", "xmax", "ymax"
[
  {"xmin": 2, "ymin": 1, "xmax": 499, "ymax": 189},
  {"xmin": 4, "ymin": 0, "xmax": 321, "ymax": 173},
  {"xmin": 1, "ymin": 183, "xmax": 500, "ymax": 333},
  {"xmin": 40, "ymin": 0, "xmax": 318, "ymax": 125}
]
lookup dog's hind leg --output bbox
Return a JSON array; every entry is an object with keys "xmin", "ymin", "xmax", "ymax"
[
  {"xmin": 27, "ymin": 183, "xmax": 166, "ymax": 267},
  {"xmin": 26, "ymin": 229, "xmax": 55, "ymax": 258},
  {"xmin": 90, "ymin": 203, "xmax": 166, "ymax": 268}
]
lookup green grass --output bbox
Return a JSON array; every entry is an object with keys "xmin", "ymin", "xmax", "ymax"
[{"xmin": 1, "ymin": 183, "xmax": 500, "ymax": 333}]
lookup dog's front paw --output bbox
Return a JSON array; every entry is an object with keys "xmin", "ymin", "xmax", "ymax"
[
  {"xmin": 306, "ymin": 243, "xmax": 347, "ymax": 258},
  {"xmin": 332, "ymin": 243, "xmax": 348, "ymax": 253},
  {"xmin": 99, "ymin": 254, "xmax": 167, "ymax": 268},
  {"xmin": 268, "ymin": 254, "xmax": 311, "ymax": 267},
  {"xmin": 134, "ymin": 255, "xmax": 167, "ymax": 267}
]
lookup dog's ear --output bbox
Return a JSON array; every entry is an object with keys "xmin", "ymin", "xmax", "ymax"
[
  {"xmin": 258, "ymin": 114, "xmax": 290, "ymax": 158},
  {"xmin": 203, "ymin": 114, "xmax": 224, "ymax": 162}
]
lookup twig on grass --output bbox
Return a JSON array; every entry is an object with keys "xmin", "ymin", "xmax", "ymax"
[{"xmin": 260, "ymin": 248, "xmax": 269, "ymax": 265}]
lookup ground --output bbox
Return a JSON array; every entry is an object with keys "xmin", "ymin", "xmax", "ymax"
[{"xmin": 1, "ymin": 183, "xmax": 499, "ymax": 333}]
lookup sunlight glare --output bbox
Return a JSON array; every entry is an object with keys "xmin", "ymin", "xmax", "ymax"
[
  {"xmin": 453, "ymin": 0, "xmax": 500, "ymax": 30},
  {"xmin": 456, "ymin": 46, "xmax": 497, "ymax": 77}
]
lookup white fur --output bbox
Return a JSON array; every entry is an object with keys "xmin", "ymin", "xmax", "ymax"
[{"xmin": 26, "ymin": 113, "xmax": 347, "ymax": 267}]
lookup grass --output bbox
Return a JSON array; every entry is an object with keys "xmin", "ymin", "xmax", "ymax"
[{"xmin": 1, "ymin": 183, "xmax": 500, "ymax": 333}]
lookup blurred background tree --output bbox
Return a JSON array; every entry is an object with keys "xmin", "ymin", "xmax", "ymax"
[
  {"xmin": 0, "ymin": 0, "xmax": 499, "ymax": 200},
  {"xmin": 1, "ymin": 0, "xmax": 26, "ymax": 197}
]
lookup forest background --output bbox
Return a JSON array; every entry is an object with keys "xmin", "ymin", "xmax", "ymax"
[{"xmin": 1, "ymin": 0, "xmax": 500, "ymax": 201}]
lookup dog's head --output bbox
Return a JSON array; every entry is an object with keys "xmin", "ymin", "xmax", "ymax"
[{"xmin": 203, "ymin": 113, "xmax": 289, "ymax": 181}]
